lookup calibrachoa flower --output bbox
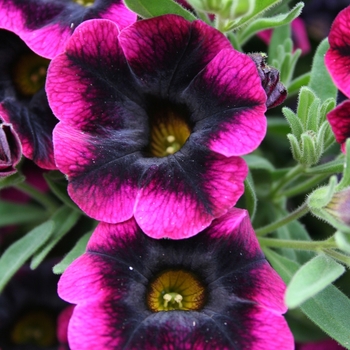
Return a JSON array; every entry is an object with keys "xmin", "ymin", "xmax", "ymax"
[
  {"xmin": 47, "ymin": 16, "xmax": 267, "ymax": 239},
  {"xmin": 0, "ymin": 119, "xmax": 21, "ymax": 178},
  {"xmin": 0, "ymin": 261, "xmax": 69, "ymax": 349},
  {"xmin": 58, "ymin": 208, "xmax": 293, "ymax": 350},
  {"xmin": 0, "ymin": 29, "xmax": 57, "ymax": 169},
  {"xmin": 0, "ymin": 0, "xmax": 137, "ymax": 59},
  {"xmin": 325, "ymin": 5, "xmax": 350, "ymax": 152}
]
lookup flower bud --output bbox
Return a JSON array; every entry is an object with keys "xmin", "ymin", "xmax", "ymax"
[
  {"xmin": 248, "ymin": 53, "xmax": 287, "ymax": 109},
  {"xmin": 0, "ymin": 122, "xmax": 22, "ymax": 178}
]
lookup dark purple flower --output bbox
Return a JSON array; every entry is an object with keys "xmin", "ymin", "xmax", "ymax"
[
  {"xmin": 325, "ymin": 6, "xmax": 350, "ymax": 152},
  {"xmin": 46, "ymin": 16, "xmax": 267, "ymax": 239},
  {"xmin": 58, "ymin": 208, "xmax": 293, "ymax": 350},
  {"xmin": 0, "ymin": 29, "xmax": 57, "ymax": 169},
  {"xmin": 0, "ymin": 120, "xmax": 21, "ymax": 178},
  {"xmin": 0, "ymin": 261, "xmax": 69, "ymax": 349},
  {"xmin": 0, "ymin": 0, "xmax": 137, "ymax": 59}
]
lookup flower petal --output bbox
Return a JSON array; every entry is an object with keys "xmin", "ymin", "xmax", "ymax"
[
  {"xmin": 183, "ymin": 48, "xmax": 267, "ymax": 156},
  {"xmin": 135, "ymin": 147, "xmax": 248, "ymax": 239},
  {"xmin": 325, "ymin": 6, "xmax": 350, "ymax": 97},
  {"xmin": 0, "ymin": 95, "xmax": 57, "ymax": 170},
  {"xmin": 0, "ymin": 0, "xmax": 136, "ymax": 59},
  {"xmin": 327, "ymin": 99, "xmax": 350, "ymax": 152}
]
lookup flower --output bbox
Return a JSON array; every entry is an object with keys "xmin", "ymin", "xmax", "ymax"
[
  {"xmin": 0, "ymin": 29, "xmax": 57, "ymax": 169},
  {"xmin": 325, "ymin": 5, "xmax": 350, "ymax": 152},
  {"xmin": 0, "ymin": 261, "xmax": 69, "ymax": 349},
  {"xmin": 0, "ymin": 119, "xmax": 21, "ymax": 178},
  {"xmin": 0, "ymin": 0, "xmax": 137, "ymax": 59},
  {"xmin": 58, "ymin": 208, "xmax": 293, "ymax": 350},
  {"xmin": 46, "ymin": 16, "xmax": 267, "ymax": 239}
]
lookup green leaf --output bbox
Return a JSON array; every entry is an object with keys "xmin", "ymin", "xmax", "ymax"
[
  {"xmin": 268, "ymin": 23, "xmax": 291, "ymax": 65},
  {"xmin": 244, "ymin": 174, "xmax": 257, "ymax": 221},
  {"xmin": 288, "ymin": 73, "xmax": 311, "ymax": 97},
  {"xmin": 53, "ymin": 230, "xmax": 93, "ymax": 274},
  {"xmin": 124, "ymin": 0, "xmax": 196, "ymax": 20},
  {"xmin": 0, "ymin": 200, "xmax": 46, "ymax": 227},
  {"xmin": 308, "ymin": 38, "xmax": 337, "ymax": 102},
  {"xmin": 265, "ymin": 248, "xmax": 350, "ymax": 348},
  {"xmin": 297, "ymin": 87, "xmax": 317, "ymax": 127},
  {"xmin": 335, "ymin": 231, "xmax": 350, "ymax": 254},
  {"xmin": 0, "ymin": 172, "xmax": 25, "ymax": 190},
  {"xmin": 44, "ymin": 171, "xmax": 80, "ymax": 211},
  {"xmin": 238, "ymin": 2, "xmax": 303, "ymax": 45},
  {"xmin": 0, "ymin": 221, "xmax": 55, "ymax": 292},
  {"xmin": 286, "ymin": 255, "xmax": 345, "ymax": 308},
  {"xmin": 283, "ymin": 107, "xmax": 304, "ymax": 138},
  {"xmin": 230, "ymin": 0, "xmax": 283, "ymax": 30},
  {"xmin": 243, "ymin": 154, "xmax": 275, "ymax": 172},
  {"xmin": 30, "ymin": 206, "xmax": 81, "ymax": 269}
]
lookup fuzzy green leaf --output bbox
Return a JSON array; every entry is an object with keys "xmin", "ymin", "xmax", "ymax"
[
  {"xmin": 244, "ymin": 174, "xmax": 257, "ymax": 221},
  {"xmin": 335, "ymin": 231, "xmax": 350, "ymax": 254},
  {"xmin": 286, "ymin": 255, "xmax": 345, "ymax": 308},
  {"xmin": 265, "ymin": 248, "xmax": 350, "ymax": 348},
  {"xmin": 30, "ymin": 206, "xmax": 81, "ymax": 269},
  {"xmin": 0, "ymin": 201, "xmax": 46, "ymax": 227},
  {"xmin": 124, "ymin": 0, "xmax": 196, "ymax": 20},
  {"xmin": 238, "ymin": 2, "xmax": 303, "ymax": 45},
  {"xmin": 283, "ymin": 107, "xmax": 304, "ymax": 138},
  {"xmin": 0, "ymin": 172, "xmax": 25, "ymax": 190},
  {"xmin": 308, "ymin": 38, "xmax": 337, "ymax": 102},
  {"xmin": 0, "ymin": 221, "xmax": 54, "ymax": 292}
]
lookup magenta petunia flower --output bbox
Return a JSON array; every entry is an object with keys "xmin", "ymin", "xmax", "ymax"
[
  {"xmin": 46, "ymin": 16, "xmax": 267, "ymax": 239},
  {"xmin": 58, "ymin": 208, "xmax": 293, "ymax": 350},
  {"xmin": 325, "ymin": 6, "xmax": 350, "ymax": 152},
  {"xmin": 0, "ymin": 0, "xmax": 137, "ymax": 59},
  {"xmin": 0, "ymin": 29, "xmax": 57, "ymax": 169}
]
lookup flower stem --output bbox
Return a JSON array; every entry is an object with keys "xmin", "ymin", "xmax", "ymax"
[
  {"xmin": 255, "ymin": 201, "xmax": 309, "ymax": 236},
  {"xmin": 270, "ymin": 164, "xmax": 304, "ymax": 199},
  {"xmin": 258, "ymin": 237, "xmax": 337, "ymax": 251},
  {"xmin": 15, "ymin": 182, "xmax": 59, "ymax": 213},
  {"xmin": 278, "ymin": 173, "xmax": 330, "ymax": 199},
  {"xmin": 324, "ymin": 249, "xmax": 350, "ymax": 267}
]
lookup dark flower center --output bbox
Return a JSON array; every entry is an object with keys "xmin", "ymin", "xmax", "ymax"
[
  {"xmin": 10, "ymin": 310, "xmax": 57, "ymax": 346},
  {"xmin": 147, "ymin": 99, "xmax": 192, "ymax": 157},
  {"xmin": 12, "ymin": 52, "xmax": 50, "ymax": 97},
  {"xmin": 147, "ymin": 269, "xmax": 206, "ymax": 312},
  {"xmin": 73, "ymin": 0, "xmax": 94, "ymax": 6}
]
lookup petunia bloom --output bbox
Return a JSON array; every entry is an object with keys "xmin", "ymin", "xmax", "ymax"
[
  {"xmin": 0, "ymin": 29, "xmax": 57, "ymax": 169},
  {"xmin": 47, "ymin": 16, "xmax": 267, "ymax": 239},
  {"xmin": 58, "ymin": 208, "xmax": 293, "ymax": 350},
  {"xmin": 0, "ymin": 0, "xmax": 137, "ymax": 59},
  {"xmin": 325, "ymin": 5, "xmax": 350, "ymax": 152},
  {"xmin": 0, "ymin": 119, "xmax": 22, "ymax": 178},
  {"xmin": 0, "ymin": 261, "xmax": 69, "ymax": 349}
]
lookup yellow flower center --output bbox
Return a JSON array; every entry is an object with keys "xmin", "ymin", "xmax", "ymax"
[
  {"xmin": 73, "ymin": 0, "xmax": 94, "ymax": 6},
  {"xmin": 147, "ymin": 269, "xmax": 206, "ymax": 312},
  {"xmin": 11, "ymin": 310, "xmax": 57, "ymax": 346},
  {"xmin": 148, "ymin": 103, "xmax": 191, "ymax": 158},
  {"xmin": 12, "ymin": 53, "xmax": 50, "ymax": 97}
]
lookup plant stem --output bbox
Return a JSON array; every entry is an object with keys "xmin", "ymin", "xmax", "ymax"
[
  {"xmin": 278, "ymin": 173, "xmax": 330, "ymax": 198},
  {"xmin": 270, "ymin": 164, "xmax": 304, "ymax": 199},
  {"xmin": 255, "ymin": 201, "xmax": 309, "ymax": 236},
  {"xmin": 15, "ymin": 182, "xmax": 59, "ymax": 213},
  {"xmin": 258, "ymin": 237, "xmax": 337, "ymax": 251},
  {"xmin": 324, "ymin": 249, "xmax": 350, "ymax": 267}
]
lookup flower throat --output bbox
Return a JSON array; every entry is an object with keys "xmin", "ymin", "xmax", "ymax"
[{"xmin": 147, "ymin": 98, "xmax": 192, "ymax": 158}]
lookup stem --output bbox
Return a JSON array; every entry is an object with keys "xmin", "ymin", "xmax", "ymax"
[
  {"xmin": 324, "ymin": 249, "xmax": 350, "ymax": 267},
  {"xmin": 259, "ymin": 237, "xmax": 337, "ymax": 251},
  {"xmin": 255, "ymin": 201, "xmax": 309, "ymax": 236},
  {"xmin": 279, "ymin": 173, "xmax": 329, "ymax": 198},
  {"xmin": 15, "ymin": 182, "xmax": 59, "ymax": 213},
  {"xmin": 270, "ymin": 164, "xmax": 304, "ymax": 199}
]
